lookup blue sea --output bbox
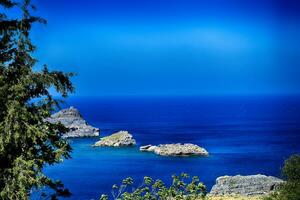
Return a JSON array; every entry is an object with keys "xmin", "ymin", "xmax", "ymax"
[{"xmin": 42, "ymin": 96, "xmax": 300, "ymax": 199}]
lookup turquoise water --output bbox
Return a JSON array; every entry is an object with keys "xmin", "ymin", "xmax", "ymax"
[{"xmin": 41, "ymin": 96, "xmax": 300, "ymax": 199}]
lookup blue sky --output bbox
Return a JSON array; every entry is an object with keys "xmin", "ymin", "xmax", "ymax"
[{"xmin": 27, "ymin": 0, "xmax": 300, "ymax": 96}]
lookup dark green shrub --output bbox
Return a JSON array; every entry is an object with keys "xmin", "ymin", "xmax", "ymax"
[
  {"xmin": 264, "ymin": 154, "xmax": 300, "ymax": 200},
  {"xmin": 100, "ymin": 173, "xmax": 207, "ymax": 200},
  {"xmin": 282, "ymin": 154, "xmax": 300, "ymax": 182}
]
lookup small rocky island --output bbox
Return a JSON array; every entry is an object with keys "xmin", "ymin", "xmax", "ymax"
[
  {"xmin": 210, "ymin": 174, "xmax": 284, "ymax": 196},
  {"xmin": 94, "ymin": 131, "xmax": 136, "ymax": 147},
  {"xmin": 140, "ymin": 143, "xmax": 209, "ymax": 157},
  {"xmin": 47, "ymin": 107, "xmax": 99, "ymax": 138}
]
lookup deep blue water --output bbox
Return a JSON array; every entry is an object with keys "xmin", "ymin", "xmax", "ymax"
[{"xmin": 41, "ymin": 96, "xmax": 300, "ymax": 199}]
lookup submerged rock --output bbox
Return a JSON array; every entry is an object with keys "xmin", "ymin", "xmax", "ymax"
[
  {"xmin": 94, "ymin": 131, "xmax": 136, "ymax": 147},
  {"xmin": 47, "ymin": 106, "xmax": 99, "ymax": 138},
  {"xmin": 210, "ymin": 174, "xmax": 284, "ymax": 196},
  {"xmin": 140, "ymin": 143, "xmax": 209, "ymax": 157}
]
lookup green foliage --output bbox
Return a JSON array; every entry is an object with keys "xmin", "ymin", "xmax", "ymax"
[
  {"xmin": 282, "ymin": 154, "xmax": 300, "ymax": 182},
  {"xmin": 100, "ymin": 173, "xmax": 207, "ymax": 200},
  {"xmin": 264, "ymin": 154, "xmax": 300, "ymax": 200},
  {"xmin": 0, "ymin": 0, "xmax": 74, "ymax": 199}
]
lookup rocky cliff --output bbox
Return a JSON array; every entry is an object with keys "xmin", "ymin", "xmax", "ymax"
[{"xmin": 48, "ymin": 107, "xmax": 99, "ymax": 138}]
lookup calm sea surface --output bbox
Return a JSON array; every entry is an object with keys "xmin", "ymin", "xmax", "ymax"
[{"xmin": 39, "ymin": 96, "xmax": 300, "ymax": 199}]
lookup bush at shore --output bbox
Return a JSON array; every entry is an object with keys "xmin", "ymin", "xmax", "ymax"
[{"xmin": 263, "ymin": 154, "xmax": 300, "ymax": 200}]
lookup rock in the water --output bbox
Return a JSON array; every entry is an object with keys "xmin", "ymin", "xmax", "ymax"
[
  {"xmin": 47, "ymin": 106, "xmax": 99, "ymax": 138},
  {"xmin": 210, "ymin": 174, "xmax": 284, "ymax": 196},
  {"xmin": 140, "ymin": 143, "xmax": 209, "ymax": 157},
  {"xmin": 94, "ymin": 131, "xmax": 136, "ymax": 147}
]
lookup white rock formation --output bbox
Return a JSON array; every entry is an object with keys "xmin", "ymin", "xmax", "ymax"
[
  {"xmin": 140, "ymin": 143, "xmax": 209, "ymax": 157},
  {"xmin": 210, "ymin": 174, "xmax": 284, "ymax": 196},
  {"xmin": 94, "ymin": 131, "xmax": 136, "ymax": 147}
]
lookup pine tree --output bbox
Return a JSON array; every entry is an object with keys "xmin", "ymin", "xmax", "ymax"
[{"xmin": 0, "ymin": 0, "xmax": 74, "ymax": 199}]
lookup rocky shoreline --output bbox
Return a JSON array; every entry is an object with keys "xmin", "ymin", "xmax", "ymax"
[{"xmin": 209, "ymin": 174, "xmax": 284, "ymax": 197}]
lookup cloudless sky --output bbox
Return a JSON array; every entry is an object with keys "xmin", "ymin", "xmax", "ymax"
[{"xmin": 27, "ymin": 0, "xmax": 300, "ymax": 96}]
